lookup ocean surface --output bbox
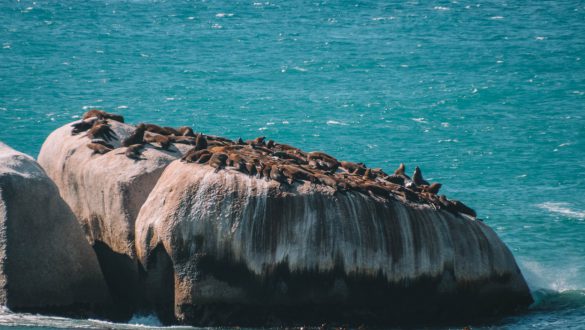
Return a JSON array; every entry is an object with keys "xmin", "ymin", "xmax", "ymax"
[{"xmin": 1, "ymin": 0, "xmax": 584, "ymax": 329}]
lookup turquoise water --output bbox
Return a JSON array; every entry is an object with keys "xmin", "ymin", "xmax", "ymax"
[{"xmin": 1, "ymin": 0, "xmax": 585, "ymax": 328}]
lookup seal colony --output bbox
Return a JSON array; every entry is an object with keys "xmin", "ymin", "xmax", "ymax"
[
  {"xmin": 32, "ymin": 108, "xmax": 533, "ymax": 326},
  {"xmin": 71, "ymin": 109, "xmax": 477, "ymax": 219}
]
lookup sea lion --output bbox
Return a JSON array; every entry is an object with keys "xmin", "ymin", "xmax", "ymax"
[
  {"xmin": 144, "ymin": 124, "xmax": 175, "ymax": 136},
  {"xmin": 237, "ymin": 137, "xmax": 245, "ymax": 145},
  {"xmin": 197, "ymin": 152, "xmax": 212, "ymax": 164},
  {"xmin": 86, "ymin": 123, "xmax": 116, "ymax": 140},
  {"xmin": 421, "ymin": 183, "xmax": 442, "ymax": 194},
  {"xmin": 269, "ymin": 165, "xmax": 286, "ymax": 183},
  {"xmin": 160, "ymin": 126, "xmax": 181, "ymax": 136},
  {"xmin": 144, "ymin": 133, "xmax": 171, "ymax": 149},
  {"xmin": 252, "ymin": 145, "xmax": 274, "ymax": 155},
  {"xmin": 340, "ymin": 161, "xmax": 366, "ymax": 176},
  {"xmin": 394, "ymin": 163, "xmax": 411, "ymax": 179},
  {"xmin": 181, "ymin": 149, "xmax": 211, "ymax": 163},
  {"xmin": 82, "ymin": 109, "xmax": 124, "ymax": 123},
  {"xmin": 170, "ymin": 135, "xmax": 196, "ymax": 145},
  {"xmin": 90, "ymin": 139, "xmax": 115, "ymax": 149},
  {"xmin": 208, "ymin": 153, "xmax": 228, "ymax": 171},
  {"xmin": 356, "ymin": 182, "xmax": 391, "ymax": 198},
  {"xmin": 245, "ymin": 162, "xmax": 258, "ymax": 175},
  {"xmin": 450, "ymin": 200, "xmax": 477, "ymax": 218},
  {"xmin": 250, "ymin": 136, "xmax": 266, "ymax": 146},
  {"xmin": 363, "ymin": 168, "xmax": 374, "ymax": 180},
  {"xmin": 272, "ymin": 151, "xmax": 306, "ymax": 164},
  {"xmin": 412, "ymin": 166, "xmax": 429, "ymax": 186},
  {"xmin": 125, "ymin": 144, "xmax": 144, "ymax": 160},
  {"xmin": 71, "ymin": 117, "xmax": 99, "ymax": 135},
  {"xmin": 123, "ymin": 123, "xmax": 147, "ymax": 147},
  {"xmin": 280, "ymin": 165, "xmax": 315, "ymax": 184},
  {"xmin": 266, "ymin": 139, "xmax": 275, "ymax": 148},
  {"xmin": 313, "ymin": 173, "xmax": 338, "ymax": 189},
  {"xmin": 177, "ymin": 126, "xmax": 196, "ymax": 137},
  {"xmin": 194, "ymin": 134, "xmax": 208, "ymax": 151},
  {"xmin": 86, "ymin": 142, "xmax": 112, "ymax": 154},
  {"xmin": 307, "ymin": 151, "xmax": 339, "ymax": 172}
]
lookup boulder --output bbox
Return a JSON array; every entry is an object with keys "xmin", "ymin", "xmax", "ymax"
[
  {"xmin": 37, "ymin": 120, "xmax": 190, "ymax": 316},
  {"xmin": 0, "ymin": 142, "xmax": 110, "ymax": 312},
  {"xmin": 135, "ymin": 162, "xmax": 533, "ymax": 326}
]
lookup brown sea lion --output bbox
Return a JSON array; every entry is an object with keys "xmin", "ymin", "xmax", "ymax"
[
  {"xmin": 307, "ymin": 151, "xmax": 339, "ymax": 172},
  {"xmin": 340, "ymin": 161, "xmax": 366, "ymax": 176},
  {"xmin": 451, "ymin": 200, "xmax": 477, "ymax": 218},
  {"xmin": 181, "ymin": 149, "xmax": 211, "ymax": 163},
  {"xmin": 269, "ymin": 165, "xmax": 286, "ymax": 183},
  {"xmin": 86, "ymin": 123, "xmax": 116, "ymax": 140},
  {"xmin": 249, "ymin": 136, "xmax": 266, "ymax": 146},
  {"xmin": 144, "ymin": 123, "xmax": 175, "ymax": 136},
  {"xmin": 421, "ymin": 183, "xmax": 442, "ymax": 194},
  {"xmin": 280, "ymin": 165, "xmax": 315, "ymax": 184},
  {"xmin": 245, "ymin": 162, "xmax": 258, "ymax": 175},
  {"xmin": 194, "ymin": 134, "xmax": 208, "ymax": 151},
  {"xmin": 86, "ymin": 142, "xmax": 112, "ymax": 154},
  {"xmin": 272, "ymin": 151, "xmax": 306, "ymax": 164},
  {"xmin": 71, "ymin": 117, "xmax": 99, "ymax": 135},
  {"xmin": 125, "ymin": 144, "xmax": 144, "ymax": 160},
  {"xmin": 170, "ymin": 135, "xmax": 196, "ymax": 145},
  {"xmin": 161, "ymin": 126, "xmax": 182, "ymax": 136},
  {"xmin": 122, "ymin": 123, "xmax": 146, "ymax": 147},
  {"xmin": 144, "ymin": 134, "xmax": 171, "ymax": 149},
  {"xmin": 82, "ymin": 109, "xmax": 124, "ymax": 123},
  {"xmin": 209, "ymin": 153, "xmax": 228, "ymax": 171},
  {"xmin": 363, "ymin": 168, "xmax": 374, "ymax": 180},
  {"xmin": 178, "ymin": 126, "xmax": 195, "ymax": 137},
  {"xmin": 197, "ymin": 152, "xmax": 212, "ymax": 164},
  {"xmin": 313, "ymin": 173, "xmax": 338, "ymax": 189},
  {"xmin": 90, "ymin": 139, "xmax": 115, "ymax": 149},
  {"xmin": 412, "ymin": 166, "xmax": 429, "ymax": 186},
  {"xmin": 394, "ymin": 163, "xmax": 411, "ymax": 179}
]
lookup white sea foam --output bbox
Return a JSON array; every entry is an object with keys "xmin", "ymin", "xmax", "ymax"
[
  {"xmin": 537, "ymin": 202, "xmax": 585, "ymax": 220},
  {"xmin": 490, "ymin": 16, "xmax": 504, "ymax": 20},
  {"xmin": 520, "ymin": 259, "xmax": 583, "ymax": 293},
  {"xmin": 326, "ymin": 120, "xmax": 348, "ymax": 126},
  {"xmin": 433, "ymin": 6, "xmax": 450, "ymax": 11},
  {"xmin": 127, "ymin": 313, "xmax": 163, "ymax": 327}
]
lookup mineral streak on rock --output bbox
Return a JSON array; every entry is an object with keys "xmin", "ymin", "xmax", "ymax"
[
  {"xmin": 0, "ymin": 142, "xmax": 110, "ymax": 313},
  {"xmin": 135, "ymin": 162, "xmax": 533, "ymax": 325}
]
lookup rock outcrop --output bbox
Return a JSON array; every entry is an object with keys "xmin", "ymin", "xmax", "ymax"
[
  {"xmin": 135, "ymin": 161, "xmax": 533, "ymax": 326},
  {"xmin": 0, "ymin": 142, "xmax": 110, "ymax": 312},
  {"xmin": 37, "ymin": 111, "xmax": 533, "ymax": 326},
  {"xmin": 37, "ymin": 119, "xmax": 190, "ymax": 317}
]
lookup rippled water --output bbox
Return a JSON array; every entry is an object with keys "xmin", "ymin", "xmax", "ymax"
[{"xmin": 1, "ymin": 0, "xmax": 584, "ymax": 329}]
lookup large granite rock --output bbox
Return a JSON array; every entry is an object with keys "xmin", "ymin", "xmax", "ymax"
[
  {"xmin": 135, "ymin": 161, "xmax": 533, "ymax": 326},
  {"xmin": 0, "ymin": 142, "xmax": 110, "ymax": 312},
  {"xmin": 37, "ymin": 120, "xmax": 190, "ymax": 316}
]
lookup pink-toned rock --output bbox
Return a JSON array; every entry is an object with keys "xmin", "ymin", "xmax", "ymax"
[
  {"xmin": 37, "ymin": 120, "xmax": 190, "ymax": 316},
  {"xmin": 0, "ymin": 142, "xmax": 109, "ymax": 311}
]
